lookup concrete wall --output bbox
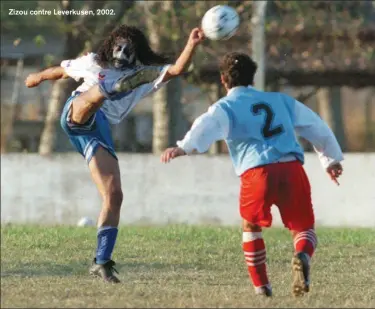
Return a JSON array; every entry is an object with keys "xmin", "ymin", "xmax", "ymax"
[{"xmin": 1, "ymin": 153, "xmax": 374, "ymax": 227}]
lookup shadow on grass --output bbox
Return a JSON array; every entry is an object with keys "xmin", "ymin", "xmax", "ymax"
[
  {"xmin": 1, "ymin": 261, "xmax": 202, "ymax": 278},
  {"xmin": 1, "ymin": 261, "xmax": 87, "ymax": 278},
  {"xmin": 122, "ymin": 261, "xmax": 206, "ymax": 271}
]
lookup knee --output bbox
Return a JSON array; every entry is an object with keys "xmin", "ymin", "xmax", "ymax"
[
  {"xmin": 70, "ymin": 99, "xmax": 88, "ymax": 125},
  {"xmin": 103, "ymin": 186, "xmax": 123, "ymax": 210},
  {"xmin": 243, "ymin": 219, "xmax": 262, "ymax": 232},
  {"xmin": 60, "ymin": 98, "xmax": 87, "ymax": 127}
]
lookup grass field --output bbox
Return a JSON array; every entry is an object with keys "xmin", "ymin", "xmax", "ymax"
[{"xmin": 1, "ymin": 225, "xmax": 375, "ymax": 308}]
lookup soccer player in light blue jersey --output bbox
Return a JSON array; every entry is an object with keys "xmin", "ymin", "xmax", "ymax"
[
  {"xmin": 161, "ymin": 52, "xmax": 344, "ymax": 297},
  {"xmin": 25, "ymin": 25, "xmax": 205, "ymax": 283}
]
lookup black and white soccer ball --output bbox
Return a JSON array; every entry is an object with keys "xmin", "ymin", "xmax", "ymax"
[{"xmin": 201, "ymin": 5, "xmax": 240, "ymax": 41}]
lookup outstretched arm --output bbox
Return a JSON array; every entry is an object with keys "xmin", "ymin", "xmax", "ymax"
[
  {"xmin": 161, "ymin": 105, "xmax": 229, "ymax": 163},
  {"xmin": 25, "ymin": 66, "xmax": 69, "ymax": 88},
  {"xmin": 161, "ymin": 28, "xmax": 205, "ymax": 83},
  {"xmin": 25, "ymin": 53, "xmax": 97, "ymax": 88},
  {"xmin": 293, "ymin": 99, "xmax": 344, "ymax": 185}
]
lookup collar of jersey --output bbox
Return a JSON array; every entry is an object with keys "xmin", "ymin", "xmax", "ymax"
[{"xmin": 227, "ymin": 85, "xmax": 257, "ymax": 96}]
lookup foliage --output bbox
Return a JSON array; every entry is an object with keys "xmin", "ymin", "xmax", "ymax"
[
  {"xmin": 1, "ymin": 1, "xmax": 137, "ymax": 58},
  {"xmin": 1, "ymin": 1, "xmax": 62, "ymax": 37},
  {"xmin": 137, "ymin": 1, "xmax": 374, "ymax": 78},
  {"xmin": 4, "ymin": 0, "xmax": 373, "ymax": 72}
]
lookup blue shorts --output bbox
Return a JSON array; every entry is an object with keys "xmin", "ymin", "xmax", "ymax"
[{"xmin": 60, "ymin": 92, "xmax": 117, "ymax": 163}]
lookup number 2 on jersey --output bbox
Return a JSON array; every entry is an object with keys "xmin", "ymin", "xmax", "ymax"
[{"xmin": 251, "ymin": 103, "xmax": 284, "ymax": 138}]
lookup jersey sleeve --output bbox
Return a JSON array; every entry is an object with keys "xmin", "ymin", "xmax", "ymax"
[
  {"xmin": 177, "ymin": 103, "xmax": 230, "ymax": 154},
  {"xmin": 60, "ymin": 53, "xmax": 97, "ymax": 82},
  {"xmin": 292, "ymin": 99, "xmax": 344, "ymax": 169},
  {"xmin": 153, "ymin": 65, "xmax": 171, "ymax": 90},
  {"xmin": 131, "ymin": 64, "xmax": 172, "ymax": 100}
]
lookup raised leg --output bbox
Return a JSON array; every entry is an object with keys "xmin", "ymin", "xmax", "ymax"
[{"xmin": 70, "ymin": 85, "xmax": 105, "ymax": 125}]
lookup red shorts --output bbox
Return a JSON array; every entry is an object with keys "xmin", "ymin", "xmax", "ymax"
[{"xmin": 239, "ymin": 161, "xmax": 314, "ymax": 232}]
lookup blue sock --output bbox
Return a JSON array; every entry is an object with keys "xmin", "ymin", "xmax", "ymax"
[{"xmin": 95, "ymin": 226, "xmax": 118, "ymax": 265}]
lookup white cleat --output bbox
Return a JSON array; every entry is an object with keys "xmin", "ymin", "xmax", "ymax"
[{"xmin": 255, "ymin": 284, "xmax": 273, "ymax": 297}]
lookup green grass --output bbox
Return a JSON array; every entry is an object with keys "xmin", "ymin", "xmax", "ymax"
[{"xmin": 1, "ymin": 225, "xmax": 375, "ymax": 308}]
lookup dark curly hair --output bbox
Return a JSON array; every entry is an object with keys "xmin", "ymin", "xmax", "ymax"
[
  {"xmin": 95, "ymin": 25, "xmax": 169, "ymax": 68},
  {"xmin": 219, "ymin": 52, "xmax": 257, "ymax": 89}
]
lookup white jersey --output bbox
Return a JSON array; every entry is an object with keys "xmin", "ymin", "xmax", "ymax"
[
  {"xmin": 61, "ymin": 53, "xmax": 170, "ymax": 124},
  {"xmin": 61, "ymin": 52, "xmax": 101, "ymax": 94}
]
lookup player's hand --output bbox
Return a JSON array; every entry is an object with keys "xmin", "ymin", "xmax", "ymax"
[
  {"xmin": 25, "ymin": 73, "xmax": 42, "ymax": 88},
  {"xmin": 188, "ymin": 28, "xmax": 205, "ymax": 47},
  {"xmin": 326, "ymin": 162, "xmax": 343, "ymax": 186},
  {"xmin": 161, "ymin": 147, "xmax": 186, "ymax": 163}
]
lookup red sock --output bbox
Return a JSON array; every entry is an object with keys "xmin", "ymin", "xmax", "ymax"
[
  {"xmin": 242, "ymin": 232, "xmax": 270, "ymax": 290},
  {"xmin": 293, "ymin": 229, "xmax": 317, "ymax": 258}
]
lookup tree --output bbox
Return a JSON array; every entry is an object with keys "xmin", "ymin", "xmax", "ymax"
[
  {"xmin": 1, "ymin": 58, "xmax": 24, "ymax": 153},
  {"xmin": 205, "ymin": 82, "xmax": 224, "ymax": 154},
  {"xmin": 364, "ymin": 89, "xmax": 375, "ymax": 151},
  {"xmin": 316, "ymin": 87, "xmax": 346, "ymax": 151},
  {"xmin": 143, "ymin": 1, "xmax": 186, "ymax": 154}
]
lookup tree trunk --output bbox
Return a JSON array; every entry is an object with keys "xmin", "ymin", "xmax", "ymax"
[
  {"xmin": 317, "ymin": 87, "xmax": 346, "ymax": 150},
  {"xmin": 38, "ymin": 0, "xmax": 73, "ymax": 155},
  {"xmin": 167, "ymin": 77, "xmax": 186, "ymax": 145},
  {"xmin": 208, "ymin": 82, "xmax": 223, "ymax": 154},
  {"xmin": 152, "ymin": 84, "xmax": 170, "ymax": 153},
  {"xmin": 152, "ymin": 74, "xmax": 184, "ymax": 154},
  {"xmin": 329, "ymin": 87, "xmax": 346, "ymax": 151},
  {"xmin": 364, "ymin": 89, "xmax": 375, "ymax": 151},
  {"xmin": 1, "ymin": 58, "xmax": 24, "ymax": 153},
  {"xmin": 152, "ymin": 77, "xmax": 185, "ymax": 155},
  {"xmin": 316, "ymin": 87, "xmax": 346, "ymax": 151},
  {"xmin": 145, "ymin": 1, "xmax": 184, "ymax": 154},
  {"xmin": 38, "ymin": 79, "xmax": 69, "ymax": 155}
]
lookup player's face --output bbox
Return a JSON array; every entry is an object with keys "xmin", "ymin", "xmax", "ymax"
[{"xmin": 112, "ymin": 37, "xmax": 135, "ymax": 68}]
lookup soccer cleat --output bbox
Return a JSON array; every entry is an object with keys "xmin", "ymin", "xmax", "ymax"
[
  {"xmin": 255, "ymin": 285, "xmax": 273, "ymax": 297},
  {"xmin": 291, "ymin": 252, "xmax": 310, "ymax": 296},
  {"xmin": 113, "ymin": 67, "xmax": 162, "ymax": 93},
  {"xmin": 89, "ymin": 258, "xmax": 121, "ymax": 283}
]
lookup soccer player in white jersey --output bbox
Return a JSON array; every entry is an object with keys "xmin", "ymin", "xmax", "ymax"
[
  {"xmin": 161, "ymin": 52, "xmax": 344, "ymax": 297},
  {"xmin": 25, "ymin": 25, "xmax": 205, "ymax": 283}
]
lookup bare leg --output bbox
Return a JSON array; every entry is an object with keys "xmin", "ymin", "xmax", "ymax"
[
  {"xmin": 70, "ymin": 85, "xmax": 106, "ymax": 125},
  {"xmin": 242, "ymin": 219, "xmax": 272, "ymax": 296},
  {"xmin": 87, "ymin": 147, "xmax": 123, "ymax": 283},
  {"xmin": 88, "ymin": 146, "xmax": 123, "ymax": 227}
]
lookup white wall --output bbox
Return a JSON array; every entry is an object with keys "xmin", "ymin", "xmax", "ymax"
[{"xmin": 1, "ymin": 153, "xmax": 374, "ymax": 227}]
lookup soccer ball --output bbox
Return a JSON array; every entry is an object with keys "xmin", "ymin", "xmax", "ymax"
[
  {"xmin": 77, "ymin": 217, "xmax": 95, "ymax": 227},
  {"xmin": 201, "ymin": 5, "xmax": 240, "ymax": 41}
]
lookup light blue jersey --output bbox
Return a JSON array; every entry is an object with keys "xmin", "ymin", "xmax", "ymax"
[{"xmin": 216, "ymin": 87, "xmax": 304, "ymax": 175}]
